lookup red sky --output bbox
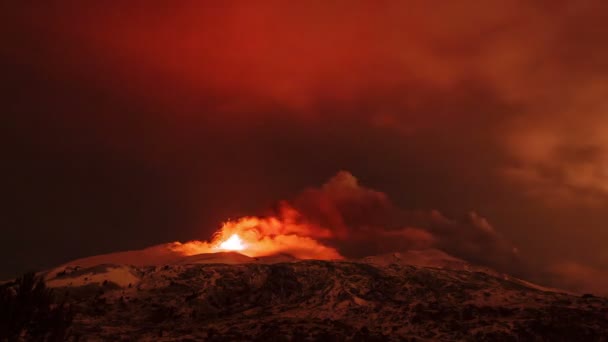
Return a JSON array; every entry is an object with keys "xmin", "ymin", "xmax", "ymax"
[{"xmin": 2, "ymin": 1, "xmax": 608, "ymax": 293}]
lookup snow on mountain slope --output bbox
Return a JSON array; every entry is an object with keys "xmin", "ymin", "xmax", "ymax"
[
  {"xmin": 12, "ymin": 246, "xmax": 605, "ymax": 340},
  {"xmin": 40, "ymin": 259, "xmax": 608, "ymax": 340},
  {"xmin": 45, "ymin": 264, "xmax": 140, "ymax": 288},
  {"xmin": 43, "ymin": 251, "xmax": 297, "ymax": 289},
  {"xmin": 46, "ymin": 247, "xmax": 560, "ymax": 295},
  {"xmin": 55, "ymin": 243, "xmax": 187, "ymax": 269}
]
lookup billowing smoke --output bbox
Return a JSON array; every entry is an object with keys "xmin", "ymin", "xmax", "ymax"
[
  {"xmin": 289, "ymin": 172, "xmax": 522, "ymax": 273},
  {"xmin": 171, "ymin": 171, "xmax": 522, "ymax": 275}
]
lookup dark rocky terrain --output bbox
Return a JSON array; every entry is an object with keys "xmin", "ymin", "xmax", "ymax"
[{"xmin": 35, "ymin": 252, "xmax": 608, "ymax": 341}]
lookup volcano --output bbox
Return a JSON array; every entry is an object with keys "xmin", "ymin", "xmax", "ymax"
[
  {"xmin": 4, "ymin": 188, "xmax": 608, "ymax": 340},
  {"xmin": 8, "ymin": 248, "xmax": 605, "ymax": 340},
  {"xmin": 4, "ymin": 181, "xmax": 608, "ymax": 340}
]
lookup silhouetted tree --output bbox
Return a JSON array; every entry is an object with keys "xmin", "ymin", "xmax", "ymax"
[{"xmin": 0, "ymin": 272, "xmax": 73, "ymax": 341}]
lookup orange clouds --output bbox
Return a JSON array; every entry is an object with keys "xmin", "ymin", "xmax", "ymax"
[
  {"xmin": 9, "ymin": 2, "xmax": 608, "ymax": 195},
  {"xmin": 3, "ymin": 1, "xmax": 608, "ymax": 295},
  {"xmin": 0, "ymin": 2, "xmax": 558, "ymax": 115},
  {"xmin": 6, "ymin": 2, "xmax": 608, "ymax": 163}
]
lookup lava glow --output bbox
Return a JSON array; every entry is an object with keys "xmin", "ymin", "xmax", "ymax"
[
  {"xmin": 171, "ymin": 204, "xmax": 343, "ymax": 260},
  {"xmin": 216, "ymin": 234, "xmax": 245, "ymax": 251}
]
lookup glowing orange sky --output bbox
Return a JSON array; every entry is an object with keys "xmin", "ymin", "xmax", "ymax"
[{"xmin": 2, "ymin": 1, "xmax": 608, "ymax": 294}]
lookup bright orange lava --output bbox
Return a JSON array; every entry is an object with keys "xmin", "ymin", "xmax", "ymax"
[
  {"xmin": 216, "ymin": 234, "xmax": 245, "ymax": 251},
  {"xmin": 171, "ymin": 205, "xmax": 343, "ymax": 260}
]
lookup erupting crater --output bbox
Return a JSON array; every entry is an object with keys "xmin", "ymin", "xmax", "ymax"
[
  {"xmin": 170, "ymin": 209, "xmax": 343, "ymax": 260},
  {"xmin": 215, "ymin": 234, "xmax": 245, "ymax": 251}
]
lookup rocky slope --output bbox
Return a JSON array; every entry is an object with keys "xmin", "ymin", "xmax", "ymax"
[{"xmin": 40, "ymin": 251, "xmax": 608, "ymax": 341}]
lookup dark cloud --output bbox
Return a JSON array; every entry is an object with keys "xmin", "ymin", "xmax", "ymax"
[{"xmin": 290, "ymin": 172, "xmax": 522, "ymax": 275}]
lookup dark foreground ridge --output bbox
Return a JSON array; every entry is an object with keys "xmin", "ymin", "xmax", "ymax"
[{"xmin": 27, "ymin": 256, "xmax": 608, "ymax": 341}]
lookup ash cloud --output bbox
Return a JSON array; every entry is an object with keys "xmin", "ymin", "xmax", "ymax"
[
  {"xmin": 288, "ymin": 172, "xmax": 522, "ymax": 274},
  {"xmin": 287, "ymin": 172, "xmax": 606, "ymax": 294}
]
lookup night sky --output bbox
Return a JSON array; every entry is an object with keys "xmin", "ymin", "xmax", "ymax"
[{"xmin": 2, "ymin": 1, "xmax": 608, "ymax": 293}]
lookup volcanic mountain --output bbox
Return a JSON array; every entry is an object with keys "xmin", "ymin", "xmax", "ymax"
[{"xmin": 17, "ymin": 248, "xmax": 608, "ymax": 341}]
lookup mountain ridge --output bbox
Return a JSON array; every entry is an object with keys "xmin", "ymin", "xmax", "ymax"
[{"xmin": 22, "ymin": 249, "xmax": 608, "ymax": 340}]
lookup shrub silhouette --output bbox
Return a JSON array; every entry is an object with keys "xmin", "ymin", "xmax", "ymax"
[{"xmin": 0, "ymin": 272, "xmax": 73, "ymax": 341}]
